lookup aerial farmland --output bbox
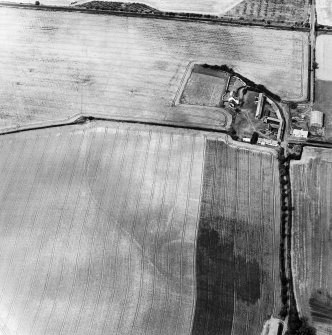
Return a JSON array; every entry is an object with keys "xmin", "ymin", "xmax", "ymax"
[
  {"xmin": 0, "ymin": 121, "xmax": 282, "ymax": 335},
  {"xmin": 0, "ymin": 0, "xmax": 330, "ymax": 335}
]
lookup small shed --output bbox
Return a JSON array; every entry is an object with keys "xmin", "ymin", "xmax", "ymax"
[{"xmin": 310, "ymin": 110, "xmax": 324, "ymax": 128}]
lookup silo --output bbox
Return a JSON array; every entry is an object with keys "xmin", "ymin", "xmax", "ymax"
[{"xmin": 310, "ymin": 110, "xmax": 324, "ymax": 128}]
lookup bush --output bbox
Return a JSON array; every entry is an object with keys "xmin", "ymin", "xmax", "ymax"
[
  {"xmin": 279, "ymin": 305, "xmax": 288, "ymax": 318},
  {"xmin": 297, "ymin": 318, "xmax": 316, "ymax": 335}
]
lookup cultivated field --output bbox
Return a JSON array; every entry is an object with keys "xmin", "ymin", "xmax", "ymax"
[
  {"xmin": 192, "ymin": 141, "xmax": 281, "ymax": 335},
  {"xmin": 314, "ymin": 35, "xmax": 332, "ymax": 142},
  {"xmin": 0, "ymin": 121, "xmax": 208, "ymax": 335},
  {"xmin": 0, "ymin": 6, "xmax": 309, "ymax": 130},
  {"xmin": 291, "ymin": 147, "xmax": 332, "ymax": 335},
  {"xmin": 316, "ymin": 0, "xmax": 332, "ymax": 26},
  {"xmin": 316, "ymin": 35, "xmax": 332, "ymax": 82},
  {"xmin": 224, "ymin": 0, "xmax": 311, "ymax": 25},
  {"xmin": 0, "ymin": 118, "xmax": 283, "ymax": 335}
]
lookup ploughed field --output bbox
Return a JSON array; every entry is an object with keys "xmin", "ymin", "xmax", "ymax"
[
  {"xmin": 291, "ymin": 147, "xmax": 332, "ymax": 335},
  {"xmin": 0, "ymin": 121, "xmax": 281, "ymax": 335},
  {"xmin": 0, "ymin": 6, "xmax": 309, "ymax": 130},
  {"xmin": 194, "ymin": 140, "xmax": 281, "ymax": 335}
]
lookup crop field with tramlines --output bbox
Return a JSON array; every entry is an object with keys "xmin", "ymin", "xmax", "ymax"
[
  {"xmin": 291, "ymin": 147, "xmax": 332, "ymax": 335},
  {"xmin": 0, "ymin": 121, "xmax": 206, "ymax": 335},
  {"xmin": 0, "ymin": 5, "xmax": 309, "ymax": 130},
  {"xmin": 193, "ymin": 140, "xmax": 281, "ymax": 335},
  {"xmin": 0, "ymin": 120, "xmax": 282, "ymax": 335},
  {"xmin": 224, "ymin": 0, "xmax": 311, "ymax": 25}
]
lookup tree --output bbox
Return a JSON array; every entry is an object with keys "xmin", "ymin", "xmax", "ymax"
[
  {"xmin": 250, "ymin": 132, "xmax": 259, "ymax": 144},
  {"xmin": 296, "ymin": 318, "xmax": 316, "ymax": 335}
]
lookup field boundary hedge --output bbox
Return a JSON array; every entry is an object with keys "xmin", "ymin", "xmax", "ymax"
[
  {"xmin": 278, "ymin": 147, "xmax": 316, "ymax": 335},
  {"xmin": 0, "ymin": 2, "xmax": 311, "ymax": 32}
]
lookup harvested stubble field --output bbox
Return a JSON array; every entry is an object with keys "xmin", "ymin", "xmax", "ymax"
[
  {"xmin": 0, "ymin": 120, "xmax": 282, "ymax": 335},
  {"xmin": 224, "ymin": 0, "xmax": 311, "ymax": 25},
  {"xmin": 0, "ymin": 6, "xmax": 309, "ymax": 130},
  {"xmin": 291, "ymin": 147, "xmax": 332, "ymax": 335},
  {"xmin": 193, "ymin": 140, "xmax": 281, "ymax": 335},
  {"xmin": 0, "ymin": 121, "xmax": 206, "ymax": 335}
]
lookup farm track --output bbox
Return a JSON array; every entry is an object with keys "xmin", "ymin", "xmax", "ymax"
[
  {"xmin": 0, "ymin": 5, "xmax": 309, "ymax": 131},
  {"xmin": 290, "ymin": 147, "xmax": 332, "ymax": 335},
  {"xmin": 192, "ymin": 141, "xmax": 281, "ymax": 335},
  {"xmin": 0, "ymin": 121, "xmax": 209, "ymax": 335}
]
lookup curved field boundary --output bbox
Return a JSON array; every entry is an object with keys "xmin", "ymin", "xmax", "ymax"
[{"xmin": 0, "ymin": 121, "xmax": 208, "ymax": 335}]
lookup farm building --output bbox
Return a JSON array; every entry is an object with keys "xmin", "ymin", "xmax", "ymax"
[
  {"xmin": 292, "ymin": 129, "xmax": 309, "ymax": 138},
  {"xmin": 255, "ymin": 93, "xmax": 265, "ymax": 119}
]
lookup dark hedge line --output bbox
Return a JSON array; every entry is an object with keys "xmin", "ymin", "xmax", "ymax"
[
  {"xmin": 278, "ymin": 148, "xmax": 316, "ymax": 335},
  {"xmin": 201, "ymin": 64, "xmax": 282, "ymax": 102}
]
